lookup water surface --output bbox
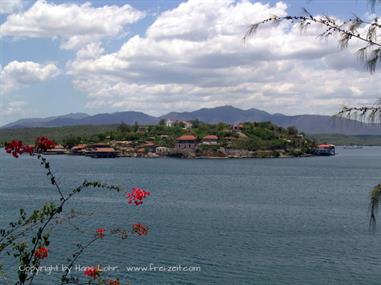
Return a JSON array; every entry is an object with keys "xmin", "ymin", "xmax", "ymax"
[{"xmin": 1, "ymin": 147, "xmax": 381, "ymax": 284}]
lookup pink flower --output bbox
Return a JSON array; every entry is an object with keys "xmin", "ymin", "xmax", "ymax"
[
  {"xmin": 126, "ymin": 187, "xmax": 150, "ymax": 206},
  {"xmin": 35, "ymin": 137, "xmax": 55, "ymax": 151},
  {"xmin": 34, "ymin": 247, "xmax": 48, "ymax": 259},
  {"xmin": 4, "ymin": 140, "xmax": 34, "ymax": 157},
  {"xmin": 132, "ymin": 223, "xmax": 149, "ymax": 236},
  {"xmin": 96, "ymin": 228, "xmax": 106, "ymax": 239},
  {"xmin": 84, "ymin": 266, "xmax": 101, "ymax": 279}
]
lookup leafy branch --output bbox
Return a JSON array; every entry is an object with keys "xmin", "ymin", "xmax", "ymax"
[
  {"xmin": 1, "ymin": 139, "xmax": 150, "ymax": 284},
  {"xmin": 245, "ymin": 9, "xmax": 381, "ymax": 72}
]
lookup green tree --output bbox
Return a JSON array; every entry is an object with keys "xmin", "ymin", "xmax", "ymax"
[
  {"xmin": 62, "ymin": 135, "xmax": 82, "ymax": 148},
  {"xmin": 133, "ymin": 121, "xmax": 139, "ymax": 132},
  {"xmin": 287, "ymin": 126, "xmax": 298, "ymax": 137},
  {"xmin": 117, "ymin": 122, "xmax": 130, "ymax": 133},
  {"xmin": 159, "ymin": 119, "xmax": 166, "ymax": 126}
]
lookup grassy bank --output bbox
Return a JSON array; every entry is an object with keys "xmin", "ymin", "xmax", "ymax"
[{"xmin": 0, "ymin": 125, "xmax": 117, "ymax": 145}]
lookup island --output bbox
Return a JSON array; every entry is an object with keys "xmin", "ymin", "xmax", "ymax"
[{"xmin": 1, "ymin": 120, "xmax": 317, "ymax": 158}]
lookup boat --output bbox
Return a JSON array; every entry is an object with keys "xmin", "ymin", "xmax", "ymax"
[{"xmin": 315, "ymin": 144, "xmax": 335, "ymax": 156}]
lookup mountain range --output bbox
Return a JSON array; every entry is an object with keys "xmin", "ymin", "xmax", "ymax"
[{"xmin": 2, "ymin": 106, "xmax": 381, "ymax": 135}]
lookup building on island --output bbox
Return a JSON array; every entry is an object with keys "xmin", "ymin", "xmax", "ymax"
[
  {"xmin": 174, "ymin": 120, "xmax": 193, "ymax": 129},
  {"xmin": 175, "ymin": 135, "xmax": 197, "ymax": 151},
  {"xmin": 44, "ymin": 144, "xmax": 67, "ymax": 155},
  {"xmin": 71, "ymin": 144, "xmax": 87, "ymax": 155},
  {"xmin": 232, "ymin": 123, "xmax": 244, "ymax": 132},
  {"xmin": 202, "ymin": 135, "xmax": 218, "ymax": 145},
  {"xmin": 156, "ymin": 146, "xmax": 170, "ymax": 155},
  {"xmin": 85, "ymin": 143, "xmax": 119, "ymax": 158},
  {"xmin": 165, "ymin": 119, "xmax": 174, "ymax": 127},
  {"xmin": 142, "ymin": 141, "xmax": 156, "ymax": 153},
  {"xmin": 86, "ymin": 147, "xmax": 118, "ymax": 158}
]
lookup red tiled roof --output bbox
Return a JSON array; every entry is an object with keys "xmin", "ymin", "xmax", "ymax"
[
  {"xmin": 176, "ymin": 135, "xmax": 197, "ymax": 141},
  {"xmin": 94, "ymin": 148, "xmax": 116, "ymax": 152},
  {"xmin": 71, "ymin": 144, "xmax": 87, "ymax": 150},
  {"xmin": 203, "ymin": 135, "xmax": 218, "ymax": 140}
]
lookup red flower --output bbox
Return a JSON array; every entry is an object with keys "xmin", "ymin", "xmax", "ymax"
[
  {"xmin": 132, "ymin": 223, "xmax": 149, "ymax": 236},
  {"xmin": 4, "ymin": 140, "xmax": 34, "ymax": 157},
  {"xmin": 84, "ymin": 266, "xmax": 101, "ymax": 279},
  {"xmin": 126, "ymin": 187, "xmax": 150, "ymax": 206},
  {"xmin": 34, "ymin": 247, "xmax": 48, "ymax": 259},
  {"xmin": 96, "ymin": 228, "xmax": 105, "ymax": 239},
  {"xmin": 35, "ymin": 137, "xmax": 55, "ymax": 152}
]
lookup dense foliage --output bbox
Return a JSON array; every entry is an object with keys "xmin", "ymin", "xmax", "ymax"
[{"xmin": 1, "ymin": 121, "xmax": 315, "ymax": 155}]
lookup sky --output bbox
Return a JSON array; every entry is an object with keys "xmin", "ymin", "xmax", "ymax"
[{"xmin": 0, "ymin": 0, "xmax": 380, "ymax": 125}]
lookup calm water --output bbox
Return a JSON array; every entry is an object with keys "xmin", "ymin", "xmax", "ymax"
[{"xmin": 1, "ymin": 147, "xmax": 381, "ymax": 284}]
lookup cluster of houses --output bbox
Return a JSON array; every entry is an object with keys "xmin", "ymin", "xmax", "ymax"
[
  {"xmin": 40, "ymin": 120, "xmax": 248, "ymax": 158},
  {"xmin": 42, "ymin": 133, "xmax": 223, "ymax": 158},
  {"xmin": 39, "ymin": 121, "xmax": 314, "ymax": 158},
  {"xmin": 175, "ymin": 134, "xmax": 218, "ymax": 150}
]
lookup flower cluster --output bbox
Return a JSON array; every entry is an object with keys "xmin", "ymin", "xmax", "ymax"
[
  {"xmin": 96, "ymin": 228, "xmax": 106, "ymax": 239},
  {"xmin": 34, "ymin": 247, "xmax": 49, "ymax": 260},
  {"xmin": 35, "ymin": 137, "xmax": 55, "ymax": 152},
  {"xmin": 126, "ymin": 187, "xmax": 150, "ymax": 205},
  {"xmin": 84, "ymin": 266, "xmax": 102, "ymax": 280},
  {"xmin": 132, "ymin": 223, "xmax": 149, "ymax": 236},
  {"xmin": 5, "ymin": 140, "xmax": 34, "ymax": 158}
]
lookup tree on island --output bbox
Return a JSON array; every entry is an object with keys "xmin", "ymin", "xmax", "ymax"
[{"xmin": 245, "ymin": 0, "xmax": 381, "ymax": 227}]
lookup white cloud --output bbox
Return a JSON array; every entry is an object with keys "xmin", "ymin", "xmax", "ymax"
[
  {"xmin": 0, "ymin": 0, "xmax": 145, "ymax": 49},
  {"xmin": 64, "ymin": 0, "xmax": 380, "ymax": 116},
  {"xmin": 0, "ymin": 0, "xmax": 22, "ymax": 15},
  {"xmin": 1, "ymin": 61, "xmax": 60, "ymax": 93}
]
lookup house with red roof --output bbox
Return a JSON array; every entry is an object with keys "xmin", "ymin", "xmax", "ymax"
[
  {"xmin": 175, "ymin": 135, "xmax": 197, "ymax": 151},
  {"xmin": 202, "ymin": 135, "xmax": 219, "ymax": 145}
]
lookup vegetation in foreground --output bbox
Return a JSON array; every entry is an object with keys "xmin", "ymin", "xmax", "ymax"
[{"xmin": 1, "ymin": 138, "xmax": 151, "ymax": 284}]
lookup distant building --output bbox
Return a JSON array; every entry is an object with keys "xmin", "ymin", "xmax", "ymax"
[
  {"xmin": 232, "ymin": 123, "xmax": 244, "ymax": 132},
  {"xmin": 44, "ymin": 144, "xmax": 67, "ymax": 155},
  {"xmin": 142, "ymin": 141, "xmax": 156, "ymax": 153},
  {"xmin": 156, "ymin": 146, "xmax": 170, "ymax": 155},
  {"xmin": 182, "ymin": 121, "xmax": 193, "ymax": 129},
  {"xmin": 112, "ymin": 140, "xmax": 133, "ymax": 147},
  {"xmin": 165, "ymin": 119, "xmax": 174, "ymax": 127},
  {"xmin": 88, "ymin": 143, "xmax": 110, "ymax": 148},
  {"xmin": 71, "ymin": 144, "xmax": 87, "ymax": 155},
  {"xmin": 202, "ymin": 135, "xmax": 219, "ymax": 145},
  {"xmin": 86, "ymin": 147, "xmax": 118, "ymax": 158},
  {"xmin": 175, "ymin": 135, "xmax": 197, "ymax": 150}
]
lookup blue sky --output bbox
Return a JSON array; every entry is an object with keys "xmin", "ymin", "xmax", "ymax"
[{"xmin": 0, "ymin": 0, "xmax": 380, "ymax": 125}]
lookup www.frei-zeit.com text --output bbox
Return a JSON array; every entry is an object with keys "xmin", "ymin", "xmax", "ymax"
[{"xmin": 18, "ymin": 264, "xmax": 202, "ymax": 275}]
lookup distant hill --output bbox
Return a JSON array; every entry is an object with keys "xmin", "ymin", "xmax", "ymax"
[
  {"xmin": 2, "ymin": 111, "xmax": 158, "ymax": 129},
  {"xmin": 3, "ymin": 106, "xmax": 381, "ymax": 135},
  {"xmin": 2, "ymin": 113, "xmax": 90, "ymax": 129},
  {"xmin": 160, "ymin": 106, "xmax": 272, "ymax": 123}
]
